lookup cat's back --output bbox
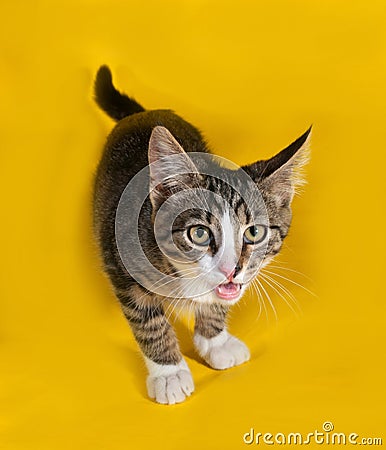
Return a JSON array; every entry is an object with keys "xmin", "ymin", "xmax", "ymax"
[{"xmin": 93, "ymin": 109, "xmax": 209, "ymax": 235}]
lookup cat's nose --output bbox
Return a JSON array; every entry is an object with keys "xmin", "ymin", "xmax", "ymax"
[
  {"xmin": 219, "ymin": 263, "xmax": 242, "ymax": 280},
  {"xmin": 219, "ymin": 265, "xmax": 236, "ymax": 280}
]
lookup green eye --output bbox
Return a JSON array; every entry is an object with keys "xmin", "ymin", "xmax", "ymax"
[
  {"xmin": 188, "ymin": 226, "xmax": 211, "ymax": 246},
  {"xmin": 244, "ymin": 225, "xmax": 267, "ymax": 244}
]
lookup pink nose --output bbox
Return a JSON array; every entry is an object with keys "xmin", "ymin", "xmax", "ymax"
[{"xmin": 219, "ymin": 266, "xmax": 236, "ymax": 280}]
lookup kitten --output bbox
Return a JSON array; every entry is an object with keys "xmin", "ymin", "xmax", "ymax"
[{"xmin": 93, "ymin": 65, "xmax": 311, "ymax": 405}]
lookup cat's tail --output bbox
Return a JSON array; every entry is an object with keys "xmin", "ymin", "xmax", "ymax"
[{"xmin": 94, "ymin": 65, "xmax": 145, "ymax": 121}]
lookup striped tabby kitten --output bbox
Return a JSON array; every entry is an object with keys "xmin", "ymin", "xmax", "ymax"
[{"xmin": 93, "ymin": 66, "xmax": 310, "ymax": 405}]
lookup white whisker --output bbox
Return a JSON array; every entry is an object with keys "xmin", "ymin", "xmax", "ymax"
[
  {"xmin": 260, "ymin": 272, "xmax": 302, "ymax": 314},
  {"xmin": 266, "ymin": 264, "xmax": 314, "ymax": 282},
  {"xmin": 262, "ymin": 269, "xmax": 317, "ymax": 298},
  {"xmin": 252, "ymin": 278, "xmax": 269, "ymax": 323},
  {"xmin": 256, "ymin": 277, "xmax": 278, "ymax": 323},
  {"xmin": 259, "ymin": 272, "xmax": 300, "ymax": 317}
]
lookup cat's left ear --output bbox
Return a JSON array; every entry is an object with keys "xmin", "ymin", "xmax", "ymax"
[
  {"xmin": 148, "ymin": 126, "xmax": 199, "ymax": 210},
  {"xmin": 242, "ymin": 127, "xmax": 312, "ymax": 206}
]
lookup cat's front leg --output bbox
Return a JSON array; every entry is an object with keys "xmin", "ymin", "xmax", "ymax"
[
  {"xmin": 144, "ymin": 357, "xmax": 194, "ymax": 405},
  {"xmin": 119, "ymin": 291, "xmax": 194, "ymax": 405},
  {"xmin": 194, "ymin": 304, "xmax": 250, "ymax": 370}
]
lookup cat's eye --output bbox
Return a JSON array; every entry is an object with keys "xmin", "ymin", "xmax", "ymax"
[
  {"xmin": 188, "ymin": 226, "xmax": 211, "ymax": 246},
  {"xmin": 244, "ymin": 225, "xmax": 267, "ymax": 244}
]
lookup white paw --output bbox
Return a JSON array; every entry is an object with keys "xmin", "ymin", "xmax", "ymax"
[
  {"xmin": 146, "ymin": 370, "xmax": 194, "ymax": 405},
  {"xmin": 194, "ymin": 329, "xmax": 250, "ymax": 370},
  {"xmin": 144, "ymin": 357, "xmax": 194, "ymax": 405}
]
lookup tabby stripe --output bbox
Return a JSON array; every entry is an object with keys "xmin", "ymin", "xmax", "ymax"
[
  {"xmin": 135, "ymin": 330, "xmax": 168, "ymax": 345},
  {"xmin": 195, "ymin": 304, "xmax": 228, "ymax": 339},
  {"xmin": 234, "ymin": 197, "xmax": 244, "ymax": 216}
]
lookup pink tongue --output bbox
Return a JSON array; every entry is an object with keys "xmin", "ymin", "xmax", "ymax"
[{"xmin": 215, "ymin": 282, "xmax": 241, "ymax": 300}]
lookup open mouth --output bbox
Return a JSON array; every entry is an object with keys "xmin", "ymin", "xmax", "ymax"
[{"xmin": 215, "ymin": 282, "xmax": 241, "ymax": 300}]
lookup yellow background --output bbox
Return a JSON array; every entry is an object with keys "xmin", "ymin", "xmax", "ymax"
[{"xmin": 1, "ymin": 1, "xmax": 385, "ymax": 449}]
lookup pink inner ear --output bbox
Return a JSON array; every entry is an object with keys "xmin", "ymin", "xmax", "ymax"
[
  {"xmin": 148, "ymin": 126, "xmax": 185, "ymax": 166},
  {"xmin": 148, "ymin": 126, "xmax": 200, "ymax": 210},
  {"xmin": 148, "ymin": 127, "xmax": 198, "ymax": 185}
]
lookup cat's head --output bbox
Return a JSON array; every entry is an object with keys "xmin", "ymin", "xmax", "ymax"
[{"xmin": 147, "ymin": 126, "xmax": 311, "ymax": 305}]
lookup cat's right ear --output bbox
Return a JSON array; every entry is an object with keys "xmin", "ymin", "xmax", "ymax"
[
  {"xmin": 148, "ymin": 126, "xmax": 199, "ymax": 210},
  {"xmin": 242, "ymin": 127, "xmax": 311, "ymax": 207}
]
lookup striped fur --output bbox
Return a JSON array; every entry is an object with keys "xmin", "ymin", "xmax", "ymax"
[{"xmin": 93, "ymin": 66, "xmax": 310, "ymax": 403}]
